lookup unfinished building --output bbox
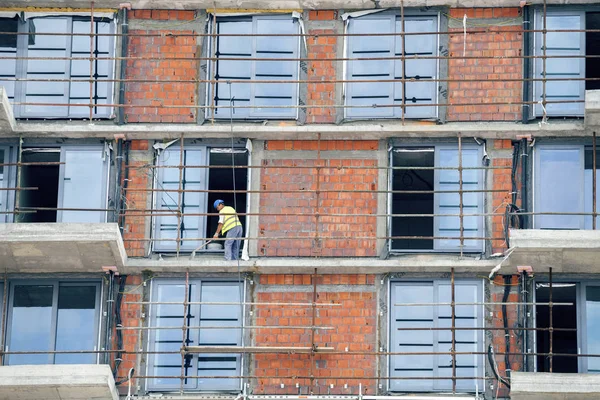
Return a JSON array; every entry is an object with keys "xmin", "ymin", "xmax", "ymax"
[{"xmin": 0, "ymin": 1, "xmax": 599, "ymax": 399}]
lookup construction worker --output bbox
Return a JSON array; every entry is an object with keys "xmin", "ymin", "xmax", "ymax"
[{"xmin": 212, "ymin": 199, "xmax": 243, "ymax": 261}]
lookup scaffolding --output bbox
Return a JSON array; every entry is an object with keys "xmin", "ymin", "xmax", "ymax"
[{"xmin": 0, "ymin": 0, "xmax": 599, "ymax": 398}]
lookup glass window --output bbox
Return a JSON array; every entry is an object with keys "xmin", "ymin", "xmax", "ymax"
[
  {"xmin": 0, "ymin": 16, "xmax": 115, "ymax": 119},
  {"xmin": 153, "ymin": 146, "xmax": 248, "ymax": 253},
  {"xmin": 390, "ymin": 144, "xmax": 484, "ymax": 252},
  {"xmin": 147, "ymin": 280, "xmax": 243, "ymax": 392},
  {"xmin": 389, "ymin": 280, "xmax": 483, "ymax": 392},
  {"xmin": 208, "ymin": 15, "xmax": 299, "ymax": 120},
  {"xmin": 6, "ymin": 281, "xmax": 100, "ymax": 365},
  {"xmin": 345, "ymin": 14, "xmax": 438, "ymax": 119},
  {"xmin": 586, "ymin": 286, "xmax": 600, "ymax": 373}
]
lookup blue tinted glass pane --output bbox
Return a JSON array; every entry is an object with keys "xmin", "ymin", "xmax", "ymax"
[
  {"xmin": 9, "ymin": 285, "xmax": 53, "ymax": 365},
  {"xmin": 587, "ymin": 286, "xmax": 600, "ymax": 373},
  {"xmin": 55, "ymin": 285, "xmax": 97, "ymax": 364}
]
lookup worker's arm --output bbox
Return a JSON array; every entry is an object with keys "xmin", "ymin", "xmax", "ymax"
[{"xmin": 213, "ymin": 223, "xmax": 223, "ymax": 238}]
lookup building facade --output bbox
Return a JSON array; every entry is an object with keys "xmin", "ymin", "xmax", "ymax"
[{"xmin": 0, "ymin": 1, "xmax": 599, "ymax": 399}]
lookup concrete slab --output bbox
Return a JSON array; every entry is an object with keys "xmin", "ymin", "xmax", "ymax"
[
  {"xmin": 123, "ymin": 254, "xmax": 498, "ymax": 274},
  {"xmin": 5, "ymin": 120, "xmax": 588, "ymax": 140},
  {"xmin": 585, "ymin": 90, "xmax": 600, "ymax": 128},
  {"xmin": 505, "ymin": 229, "xmax": 600, "ymax": 274},
  {"xmin": 2, "ymin": 0, "xmax": 600, "ymax": 10},
  {"xmin": 511, "ymin": 372, "xmax": 600, "ymax": 400},
  {"xmin": 0, "ymin": 223, "xmax": 127, "ymax": 273},
  {"xmin": 0, "ymin": 364, "xmax": 118, "ymax": 400}
]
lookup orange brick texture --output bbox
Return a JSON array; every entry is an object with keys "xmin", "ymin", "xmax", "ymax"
[
  {"xmin": 115, "ymin": 275, "xmax": 143, "ymax": 394},
  {"xmin": 125, "ymin": 10, "xmax": 198, "ymax": 123},
  {"xmin": 259, "ymin": 141, "xmax": 379, "ymax": 257},
  {"xmin": 491, "ymin": 139, "xmax": 514, "ymax": 254},
  {"xmin": 490, "ymin": 275, "xmax": 523, "ymax": 398},
  {"xmin": 447, "ymin": 8, "xmax": 523, "ymax": 122},
  {"xmin": 253, "ymin": 274, "xmax": 377, "ymax": 395},
  {"xmin": 121, "ymin": 140, "xmax": 151, "ymax": 257},
  {"xmin": 307, "ymin": 11, "xmax": 338, "ymax": 123}
]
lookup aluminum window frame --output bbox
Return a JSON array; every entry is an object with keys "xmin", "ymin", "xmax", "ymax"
[
  {"xmin": 3, "ymin": 279, "xmax": 102, "ymax": 366},
  {"xmin": 5, "ymin": 15, "xmax": 115, "ymax": 119},
  {"xmin": 387, "ymin": 278, "xmax": 485, "ymax": 393},
  {"xmin": 205, "ymin": 14, "xmax": 301, "ymax": 120},
  {"xmin": 388, "ymin": 143, "xmax": 485, "ymax": 254},
  {"xmin": 145, "ymin": 278, "xmax": 246, "ymax": 393}
]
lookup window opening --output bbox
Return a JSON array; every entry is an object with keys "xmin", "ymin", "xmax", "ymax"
[
  {"xmin": 18, "ymin": 149, "xmax": 60, "ymax": 223},
  {"xmin": 586, "ymin": 13, "xmax": 600, "ymax": 91},
  {"xmin": 535, "ymin": 283, "xmax": 578, "ymax": 373}
]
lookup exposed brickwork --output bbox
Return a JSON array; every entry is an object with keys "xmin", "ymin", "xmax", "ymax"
[
  {"xmin": 253, "ymin": 274, "xmax": 377, "ymax": 394},
  {"xmin": 490, "ymin": 275, "xmax": 523, "ymax": 398},
  {"xmin": 115, "ymin": 276, "xmax": 142, "ymax": 394},
  {"xmin": 308, "ymin": 10, "xmax": 338, "ymax": 21},
  {"xmin": 307, "ymin": 30, "xmax": 337, "ymax": 123},
  {"xmin": 447, "ymin": 8, "xmax": 523, "ymax": 121},
  {"xmin": 491, "ymin": 139, "xmax": 514, "ymax": 254},
  {"xmin": 260, "ymin": 141, "xmax": 378, "ymax": 257},
  {"xmin": 125, "ymin": 11, "xmax": 198, "ymax": 123},
  {"xmin": 121, "ymin": 141, "xmax": 152, "ymax": 257}
]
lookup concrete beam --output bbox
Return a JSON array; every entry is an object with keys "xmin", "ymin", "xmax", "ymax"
[
  {"xmin": 511, "ymin": 372, "xmax": 600, "ymax": 400},
  {"xmin": 0, "ymin": 364, "xmax": 118, "ymax": 400},
  {"xmin": 585, "ymin": 90, "xmax": 600, "ymax": 129},
  {"xmin": 2, "ymin": 0, "xmax": 600, "ymax": 10},
  {"xmin": 6, "ymin": 120, "xmax": 588, "ymax": 140},
  {"xmin": 123, "ymin": 254, "xmax": 498, "ymax": 274},
  {"xmin": 0, "ymin": 88, "xmax": 15, "ymax": 135},
  {"xmin": 505, "ymin": 229, "xmax": 600, "ymax": 274},
  {"xmin": 0, "ymin": 223, "xmax": 127, "ymax": 273}
]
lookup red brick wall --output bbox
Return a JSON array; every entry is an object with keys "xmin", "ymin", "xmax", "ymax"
[
  {"xmin": 122, "ymin": 140, "xmax": 151, "ymax": 257},
  {"xmin": 116, "ymin": 275, "xmax": 142, "ymax": 394},
  {"xmin": 306, "ymin": 11, "xmax": 338, "ymax": 123},
  {"xmin": 259, "ymin": 140, "xmax": 378, "ymax": 257},
  {"xmin": 491, "ymin": 139, "xmax": 514, "ymax": 254},
  {"xmin": 447, "ymin": 8, "xmax": 523, "ymax": 121},
  {"xmin": 125, "ymin": 10, "xmax": 198, "ymax": 123},
  {"xmin": 253, "ymin": 274, "xmax": 377, "ymax": 395},
  {"xmin": 490, "ymin": 275, "xmax": 523, "ymax": 398}
]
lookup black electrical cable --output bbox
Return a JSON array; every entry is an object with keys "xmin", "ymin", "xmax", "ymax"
[
  {"xmin": 504, "ymin": 141, "xmax": 523, "ymax": 247},
  {"xmin": 488, "ymin": 345, "xmax": 511, "ymax": 389},
  {"xmin": 502, "ymin": 275, "xmax": 512, "ymax": 383},
  {"xmin": 113, "ymin": 275, "xmax": 129, "ymax": 385}
]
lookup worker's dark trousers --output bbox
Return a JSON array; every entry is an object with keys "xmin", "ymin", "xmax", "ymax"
[{"xmin": 224, "ymin": 225, "xmax": 243, "ymax": 260}]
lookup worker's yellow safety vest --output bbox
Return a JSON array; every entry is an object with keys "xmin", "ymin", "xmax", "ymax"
[{"xmin": 220, "ymin": 206, "xmax": 242, "ymax": 234}]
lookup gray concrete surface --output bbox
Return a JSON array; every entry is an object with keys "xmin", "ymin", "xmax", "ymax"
[
  {"xmin": 511, "ymin": 372, "xmax": 600, "ymax": 400},
  {"xmin": 585, "ymin": 90, "xmax": 600, "ymax": 128},
  {"xmin": 123, "ymin": 253, "xmax": 498, "ymax": 274},
  {"xmin": 0, "ymin": 223, "xmax": 127, "ymax": 273},
  {"xmin": 2, "ymin": 0, "xmax": 600, "ymax": 10},
  {"xmin": 0, "ymin": 88, "xmax": 15, "ymax": 134},
  {"xmin": 1, "ymin": 119, "xmax": 590, "ymax": 140},
  {"xmin": 0, "ymin": 364, "xmax": 118, "ymax": 400},
  {"xmin": 506, "ymin": 229, "xmax": 600, "ymax": 274}
]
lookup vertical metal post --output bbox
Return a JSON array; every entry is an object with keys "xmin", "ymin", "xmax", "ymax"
[
  {"xmin": 176, "ymin": 135, "xmax": 185, "ymax": 256},
  {"xmin": 451, "ymin": 267, "xmax": 456, "ymax": 393},
  {"xmin": 209, "ymin": 14, "xmax": 218, "ymax": 123},
  {"xmin": 0, "ymin": 272, "xmax": 7, "ymax": 364},
  {"xmin": 179, "ymin": 269, "xmax": 190, "ymax": 394},
  {"xmin": 309, "ymin": 268, "xmax": 318, "ymax": 394},
  {"xmin": 400, "ymin": 0, "xmax": 406, "ymax": 125},
  {"xmin": 541, "ymin": 0, "xmax": 548, "ymax": 116},
  {"xmin": 89, "ymin": 1, "xmax": 95, "ymax": 121},
  {"xmin": 548, "ymin": 267, "xmax": 553, "ymax": 373},
  {"xmin": 593, "ymin": 132, "xmax": 597, "ymax": 230},
  {"xmin": 458, "ymin": 135, "xmax": 464, "ymax": 256},
  {"xmin": 14, "ymin": 137, "xmax": 23, "ymax": 222}
]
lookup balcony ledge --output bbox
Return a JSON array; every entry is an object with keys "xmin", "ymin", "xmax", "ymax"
[
  {"xmin": 511, "ymin": 372, "xmax": 600, "ymax": 399},
  {"xmin": 507, "ymin": 229, "xmax": 600, "ymax": 274},
  {"xmin": 0, "ymin": 364, "xmax": 118, "ymax": 400},
  {"xmin": 0, "ymin": 223, "xmax": 127, "ymax": 274}
]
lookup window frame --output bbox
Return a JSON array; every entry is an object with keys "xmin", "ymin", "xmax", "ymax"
[
  {"xmin": 145, "ymin": 278, "xmax": 246, "ymax": 393},
  {"xmin": 388, "ymin": 279, "xmax": 485, "ymax": 393},
  {"xmin": 2, "ymin": 15, "xmax": 116, "ymax": 119},
  {"xmin": 205, "ymin": 14, "xmax": 301, "ymax": 120},
  {"xmin": 344, "ymin": 10, "xmax": 440, "ymax": 120},
  {"xmin": 3, "ymin": 279, "xmax": 102, "ymax": 366},
  {"xmin": 152, "ymin": 144, "xmax": 249, "ymax": 253},
  {"xmin": 388, "ymin": 143, "xmax": 485, "ymax": 253},
  {"xmin": 532, "ymin": 9, "xmax": 586, "ymax": 117}
]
